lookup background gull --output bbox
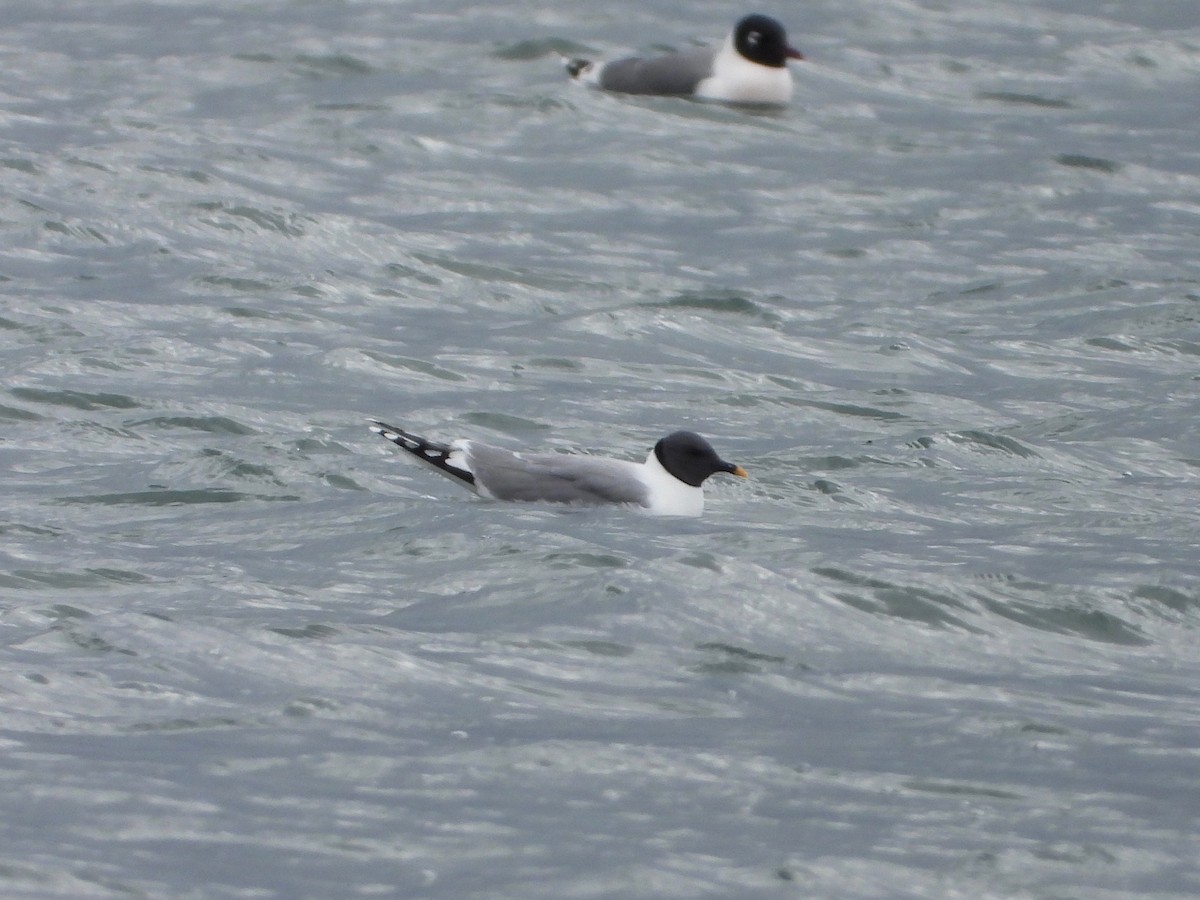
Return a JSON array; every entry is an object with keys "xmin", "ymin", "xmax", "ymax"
[{"xmin": 566, "ymin": 13, "xmax": 804, "ymax": 104}]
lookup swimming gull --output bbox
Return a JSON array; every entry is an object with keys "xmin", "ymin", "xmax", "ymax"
[
  {"xmin": 565, "ymin": 13, "xmax": 804, "ymax": 104},
  {"xmin": 369, "ymin": 421, "xmax": 747, "ymax": 516}
]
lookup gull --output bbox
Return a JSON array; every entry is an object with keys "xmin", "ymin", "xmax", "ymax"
[
  {"xmin": 565, "ymin": 13, "xmax": 804, "ymax": 105},
  {"xmin": 370, "ymin": 421, "xmax": 747, "ymax": 516}
]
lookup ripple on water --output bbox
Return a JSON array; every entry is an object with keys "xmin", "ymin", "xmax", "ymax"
[
  {"xmin": 129, "ymin": 415, "xmax": 257, "ymax": 435},
  {"xmin": 57, "ymin": 489, "xmax": 300, "ymax": 506},
  {"xmin": 10, "ymin": 387, "xmax": 142, "ymax": 412}
]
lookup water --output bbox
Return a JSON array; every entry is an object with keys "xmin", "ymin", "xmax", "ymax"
[{"xmin": 2, "ymin": 0, "xmax": 1198, "ymax": 896}]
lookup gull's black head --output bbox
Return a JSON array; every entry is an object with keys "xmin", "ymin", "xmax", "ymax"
[
  {"xmin": 655, "ymin": 431, "xmax": 748, "ymax": 488},
  {"xmin": 733, "ymin": 14, "xmax": 804, "ymax": 68}
]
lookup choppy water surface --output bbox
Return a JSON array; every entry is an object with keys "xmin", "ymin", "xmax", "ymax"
[{"xmin": 2, "ymin": 0, "xmax": 1199, "ymax": 896}]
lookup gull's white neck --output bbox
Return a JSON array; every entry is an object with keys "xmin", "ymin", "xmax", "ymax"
[
  {"xmin": 695, "ymin": 37, "xmax": 794, "ymax": 104},
  {"xmin": 641, "ymin": 449, "xmax": 705, "ymax": 517}
]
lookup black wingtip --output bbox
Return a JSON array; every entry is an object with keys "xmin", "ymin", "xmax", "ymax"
[
  {"xmin": 368, "ymin": 419, "xmax": 421, "ymax": 451},
  {"xmin": 369, "ymin": 420, "xmax": 477, "ymax": 489}
]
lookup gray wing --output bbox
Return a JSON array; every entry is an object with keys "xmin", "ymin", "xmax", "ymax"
[
  {"xmin": 597, "ymin": 47, "xmax": 717, "ymax": 95},
  {"xmin": 467, "ymin": 444, "xmax": 649, "ymax": 506}
]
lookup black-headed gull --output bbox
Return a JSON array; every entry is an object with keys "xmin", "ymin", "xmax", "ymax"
[
  {"xmin": 370, "ymin": 421, "xmax": 747, "ymax": 516},
  {"xmin": 565, "ymin": 14, "xmax": 803, "ymax": 105}
]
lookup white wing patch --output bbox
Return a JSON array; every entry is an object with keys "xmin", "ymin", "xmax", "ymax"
[{"xmin": 446, "ymin": 442, "xmax": 474, "ymax": 476}]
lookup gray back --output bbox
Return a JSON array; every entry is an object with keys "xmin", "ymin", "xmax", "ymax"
[
  {"xmin": 469, "ymin": 444, "xmax": 649, "ymax": 506},
  {"xmin": 598, "ymin": 47, "xmax": 717, "ymax": 95}
]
